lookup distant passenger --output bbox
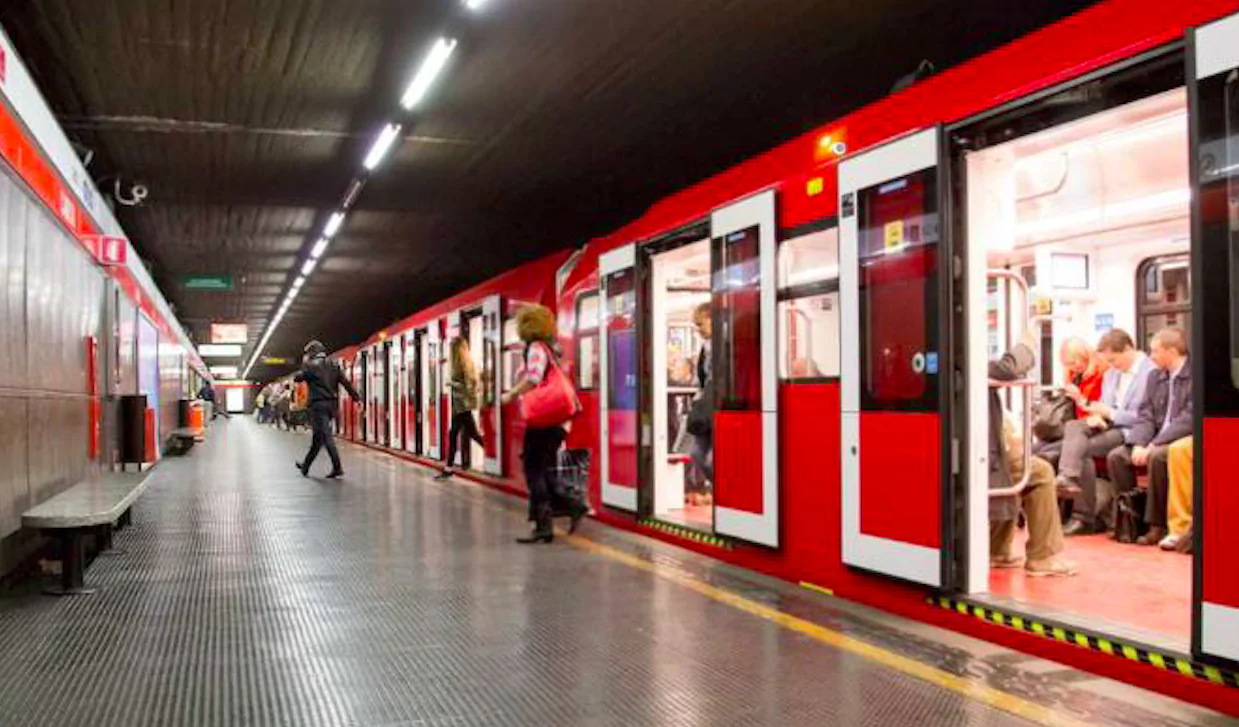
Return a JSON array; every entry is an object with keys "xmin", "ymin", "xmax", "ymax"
[
  {"xmin": 1055, "ymin": 329, "xmax": 1153, "ymax": 536},
  {"xmin": 295, "ymin": 340, "xmax": 362, "ymax": 479},
  {"xmin": 685, "ymin": 303, "xmax": 714, "ymax": 490},
  {"xmin": 501, "ymin": 304, "xmax": 586, "ymax": 543},
  {"xmin": 1105, "ymin": 327, "xmax": 1192, "ymax": 547},
  {"xmin": 437, "ymin": 336, "xmax": 484, "ymax": 480},
  {"xmin": 989, "ymin": 327, "xmax": 1076, "ymax": 577},
  {"xmin": 198, "ymin": 381, "xmax": 230, "ymax": 420}
]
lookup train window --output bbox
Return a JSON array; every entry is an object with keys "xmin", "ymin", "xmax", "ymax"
[
  {"xmin": 778, "ymin": 227, "xmax": 840, "ymax": 380},
  {"xmin": 502, "ymin": 317, "xmax": 523, "ymax": 390},
  {"xmin": 575, "ymin": 291, "xmax": 600, "ymax": 390},
  {"xmin": 712, "ymin": 226, "xmax": 763, "ymax": 410},
  {"xmin": 1136, "ymin": 254, "xmax": 1191, "ymax": 345},
  {"xmin": 857, "ymin": 169, "xmax": 940, "ymax": 411}
]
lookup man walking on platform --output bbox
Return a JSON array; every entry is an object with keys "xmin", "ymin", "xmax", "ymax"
[{"xmin": 295, "ymin": 340, "xmax": 361, "ymax": 479}]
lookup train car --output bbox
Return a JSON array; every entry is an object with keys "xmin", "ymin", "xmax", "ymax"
[
  {"xmin": 337, "ymin": 251, "xmax": 571, "ymax": 486},
  {"xmin": 335, "ymin": 0, "xmax": 1239, "ymax": 712}
]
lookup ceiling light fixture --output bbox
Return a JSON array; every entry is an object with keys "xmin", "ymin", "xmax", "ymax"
[
  {"xmin": 401, "ymin": 37, "xmax": 458, "ymax": 110},
  {"xmin": 464, "ymin": 0, "xmax": 488, "ymax": 9},
  {"xmin": 323, "ymin": 211, "xmax": 346, "ymax": 238},
  {"xmin": 364, "ymin": 123, "xmax": 403, "ymax": 170},
  {"xmin": 311, "ymin": 237, "xmax": 330, "ymax": 258},
  {"xmin": 292, "ymin": 276, "xmax": 306, "ymax": 289},
  {"xmin": 301, "ymin": 258, "xmax": 318, "ymax": 276}
]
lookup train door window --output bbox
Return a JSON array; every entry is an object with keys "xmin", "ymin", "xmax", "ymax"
[
  {"xmin": 575, "ymin": 291, "xmax": 600, "ymax": 390},
  {"xmin": 465, "ymin": 309, "xmax": 486, "ymax": 471},
  {"xmin": 600, "ymin": 257, "xmax": 639, "ymax": 512},
  {"xmin": 1136, "ymin": 254, "xmax": 1191, "ymax": 344},
  {"xmin": 646, "ymin": 238, "xmax": 712, "ymax": 532},
  {"xmin": 777, "ymin": 226, "xmax": 840, "ymax": 380},
  {"xmin": 959, "ymin": 68, "xmax": 1193, "ymax": 653},
  {"xmin": 502, "ymin": 315, "xmax": 522, "ymax": 390}
]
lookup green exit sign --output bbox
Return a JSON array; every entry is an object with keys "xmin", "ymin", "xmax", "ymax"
[{"xmin": 182, "ymin": 275, "xmax": 233, "ymax": 291}]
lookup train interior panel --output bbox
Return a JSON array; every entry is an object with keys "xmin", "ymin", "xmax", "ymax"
[
  {"xmin": 646, "ymin": 238, "xmax": 713, "ymax": 532},
  {"xmin": 963, "ymin": 84, "xmax": 1193, "ymax": 651}
]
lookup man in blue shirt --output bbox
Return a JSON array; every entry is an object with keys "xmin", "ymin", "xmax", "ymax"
[{"xmin": 1056, "ymin": 329, "xmax": 1153, "ymax": 535}]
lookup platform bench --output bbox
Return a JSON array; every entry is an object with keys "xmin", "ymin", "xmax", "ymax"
[
  {"xmin": 21, "ymin": 471, "xmax": 153, "ymax": 595},
  {"xmin": 167, "ymin": 427, "xmax": 201, "ymax": 455}
]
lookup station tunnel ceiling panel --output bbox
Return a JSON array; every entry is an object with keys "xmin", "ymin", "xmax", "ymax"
[{"xmin": 0, "ymin": 0, "xmax": 1099, "ymax": 379}]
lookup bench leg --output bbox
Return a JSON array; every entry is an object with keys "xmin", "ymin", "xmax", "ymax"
[
  {"xmin": 117, "ymin": 508, "xmax": 132, "ymax": 530},
  {"xmin": 44, "ymin": 530, "xmax": 95, "ymax": 596},
  {"xmin": 95, "ymin": 523, "xmax": 123, "ymax": 556}
]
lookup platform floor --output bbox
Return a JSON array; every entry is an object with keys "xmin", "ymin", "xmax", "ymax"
[{"xmin": 0, "ymin": 418, "xmax": 1233, "ymax": 727}]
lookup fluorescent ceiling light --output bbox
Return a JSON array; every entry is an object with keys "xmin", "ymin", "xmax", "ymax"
[
  {"xmin": 464, "ymin": 0, "xmax": 488, "ymax": 8},
  {"xmin": 292, "ymin": 276, "xmax": 306, "ymax": 289},
  {"xmin": 311, "ymin": 237, "xmax": 329, "ymax": 258},
  {"xmin": 199, "ymin": 344, "xmax": 243, "ymax": 357},
  {"xmin": 209, "ymin": 365, "xmax": 239, "ymax": 377},
  {"xmin": 323, "ymin": 211, "xmax": 346, "ymax": 238},
  {"xmin": 364, "ymin": 123, "xmax": 403, "ymax": 170},
  {"xmin": 301, "ymin": 258, "xmax": 318, "ymax": 276},
  {"xmin": 401, "ymin": 37, "xmax": 457, "ymax": 110},
  {"xmin": 787, "ymin": 265, "xmax": 840, "ymax": 286},
  {"xmin": 1017, "ymin": 188, "xmax": 1190, "ymax": 237}
]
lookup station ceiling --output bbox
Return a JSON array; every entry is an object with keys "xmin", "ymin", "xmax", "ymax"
[{"xmin": 0, "ymin": 0, "xmax": 1097, "ymax": 380}]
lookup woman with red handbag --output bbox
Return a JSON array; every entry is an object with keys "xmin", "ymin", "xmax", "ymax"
[{"xmin": 501, "ymin": 304, "xmax": 586, "ymax": 544}]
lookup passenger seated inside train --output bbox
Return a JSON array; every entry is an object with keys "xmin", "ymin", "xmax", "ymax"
[
  {"xmin": 1104, "ymin": 327, "xmax": 1192, "ymax": 549},
  {"xmin": 989, "ymin": 328, "xmax": 1077, "ymax": 578}
]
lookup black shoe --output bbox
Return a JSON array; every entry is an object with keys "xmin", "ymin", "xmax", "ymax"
[
  {"xmin": 1055, "ymin": 475, "xmax": 1082, "ymax": 500},
  {"xmin": 1063, "ymin": 518, "xmax": 1097, "ymax": 537},
  {"xmin": 325, "ymin": 470, "xmax": 344, "ymax": 479},
  {"xmin": 434, "ymin": 469, "xmax": 453, "ymax": 480},
  {"xmin": 516, "ymin": 529, "xmax": 554, "ymax": 544},
  {"xmin": 567, "ymin": 503, "xmax": 589, "ymax": 535},
  {"xmin": 295, "ymin": 461, "xmax": 309, "ymax": 477}
]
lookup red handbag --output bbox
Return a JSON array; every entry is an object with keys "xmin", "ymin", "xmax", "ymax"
[{"xmin": 520, "ymin": 345, "xmax": 581, "ymax": 428}]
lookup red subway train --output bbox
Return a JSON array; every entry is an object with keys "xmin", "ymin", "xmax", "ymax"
[{"xmin": 331, "ymin": 0, "xmax": 1239, "ymax": 713}]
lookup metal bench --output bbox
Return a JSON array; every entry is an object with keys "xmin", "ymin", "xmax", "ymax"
[
  {"xmin": 166, "ymin": 427, "xmax": 201, "ymax": 455},
  {"xmin": 21, "ymin": 471, "xmax": 153, "ymax": 595}
]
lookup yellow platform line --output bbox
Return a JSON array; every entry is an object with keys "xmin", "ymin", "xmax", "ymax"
[
  {"xmin": 564, "ymin": 534, "xmax": 1093, "ymax": 727},
  {"xmin": 416, "ymin": 473, "xmax": 1092, "ymax": 727}
]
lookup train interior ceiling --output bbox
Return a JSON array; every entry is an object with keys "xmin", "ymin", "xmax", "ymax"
[{"xmin": 965, "ymin": 86, "xmax": 1193, "ymax": 651}]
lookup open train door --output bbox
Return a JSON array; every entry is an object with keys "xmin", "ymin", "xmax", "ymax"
[
  {"xmin": 600, "ymin": 244, "xmax": 639, "ymax": 511},
  {"xmin": 1190, "ymin": 9, "xmax": 1239, "ymax": 666},
  {"xmin": 839, "ymin": 128, "xmax": 950, "ymax": 587},
  {"xmin": 404, "ymin": 330, "xmax": 419, "ymax": 455},
  {"xmin": 710, "ymin": 190, "xmax": 779, "ymax": 547},
  {"xmin": 481, "ymin": 295, "xmax": 504, "ymax": 475},
  {"xmin": 423, "ymin": 323, "xmax": 442, "ymax": 460}
]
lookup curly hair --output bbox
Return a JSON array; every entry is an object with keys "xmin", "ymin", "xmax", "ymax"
[{"xmin": 515, "ymin": 304, "xmax": 556, "ymax": 344}]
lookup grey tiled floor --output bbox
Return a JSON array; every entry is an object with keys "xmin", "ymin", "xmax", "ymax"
[{"xmin": 0, "ymin": 419, "xmax": 1233, "ymax": 727}]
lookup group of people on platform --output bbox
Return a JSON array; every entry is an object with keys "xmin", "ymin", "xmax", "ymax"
[
  {"xmin": 255, "ymin": 380, "xmax": 309, "ymax": 431},
  {"xmin": 989, "ymin": 324, "xmax": 1195, "ymax": 578}
]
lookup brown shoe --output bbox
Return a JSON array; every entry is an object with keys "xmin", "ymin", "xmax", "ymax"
[
  {"xmin": 1026, "ymin": 557, "xmax": 1078, "ymax": 577},
  {"xmin": 1136, "ymin": 526, "xmax": 1167, "ymax": 546},
  {"xmin": 990, "ymin": 554, "xmax": 1024, "ymax": 569}
]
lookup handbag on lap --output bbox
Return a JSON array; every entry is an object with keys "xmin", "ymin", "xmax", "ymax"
[{"xmin": 1032, "ymin": 390, "xmax": 1076, "ymax": 442}]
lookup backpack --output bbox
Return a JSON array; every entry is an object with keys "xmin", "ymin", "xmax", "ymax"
[{"xmin": 1114, "ymin": 489, "xmax": 1147, "ymax": 544}]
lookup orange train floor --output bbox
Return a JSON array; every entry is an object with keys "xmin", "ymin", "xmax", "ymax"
[{"xmin": 985, "ymin": 530, "xmax": 1193, "ymax": 652}]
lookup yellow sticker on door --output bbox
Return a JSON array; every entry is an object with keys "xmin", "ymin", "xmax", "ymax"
[{"xmin": 884, "ymin": 220, "xmax": 905, "ymax": 251}]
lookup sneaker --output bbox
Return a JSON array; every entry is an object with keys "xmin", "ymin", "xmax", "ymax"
[
  {"xmin": 1158, "ymin": 533, "xmax": 1181, "ymax": 551},
  {"xmin": 1025, "ymin": 557, "xmax": 1078, "ymax": 577},
  {"xmin": 990, "ymin": 554, "xmax": 1025, "ymax": 569}
]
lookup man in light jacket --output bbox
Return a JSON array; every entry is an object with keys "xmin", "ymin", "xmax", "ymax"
[
  {"xmin": 1105, "ymin": 327, "xmax": 1192, "ymax": 547},
  {"xmin": 989, "ymin": 327, "xmax": 1076, "ymax": 578},
  {"xmin": 1055, "ymin": 328, "xmax": 1154, "ymax": 535}
]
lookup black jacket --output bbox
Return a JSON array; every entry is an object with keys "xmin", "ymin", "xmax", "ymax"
[
  {"xmin": 1128, "ymin": 358, "xmax": 1192, "ymax": 447},
  {"xmin": 295, "ymin": 354, "xmax": 360, "ymax": 406}
]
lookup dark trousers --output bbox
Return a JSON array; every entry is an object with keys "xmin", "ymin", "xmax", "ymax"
[
  {"xmin": 444, "ymin": 411, "xmax": 484, "ymax": 468},
  {"xmin": 303, "ymin": 403, "xmax": 342, "ymax": 473},
  {"xmin": 523, "ymin": 426, "xmax": 565, "ymax": 525},
  {"xmin": 1106, "ymin": 443, "xmax": 1171, "ymax": 527}
]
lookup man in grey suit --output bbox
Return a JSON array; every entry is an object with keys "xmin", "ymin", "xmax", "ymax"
[{"xmin": 1056, "ymin": 329, "xmax": 1154, "ymax": 535}]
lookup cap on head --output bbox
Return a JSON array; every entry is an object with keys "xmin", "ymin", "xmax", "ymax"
[{"xmin": 304, "ymin": 340, "xmax": 326, "ymax": 356}]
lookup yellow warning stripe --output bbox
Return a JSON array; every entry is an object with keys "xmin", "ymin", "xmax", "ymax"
[
  {"xmin": 929, "ymin": 597, "xmax": 1239, "ymax": 690},
  {"xmin": 567, "ymin": 535, "xmax": 1096, "ymax": 727}
]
